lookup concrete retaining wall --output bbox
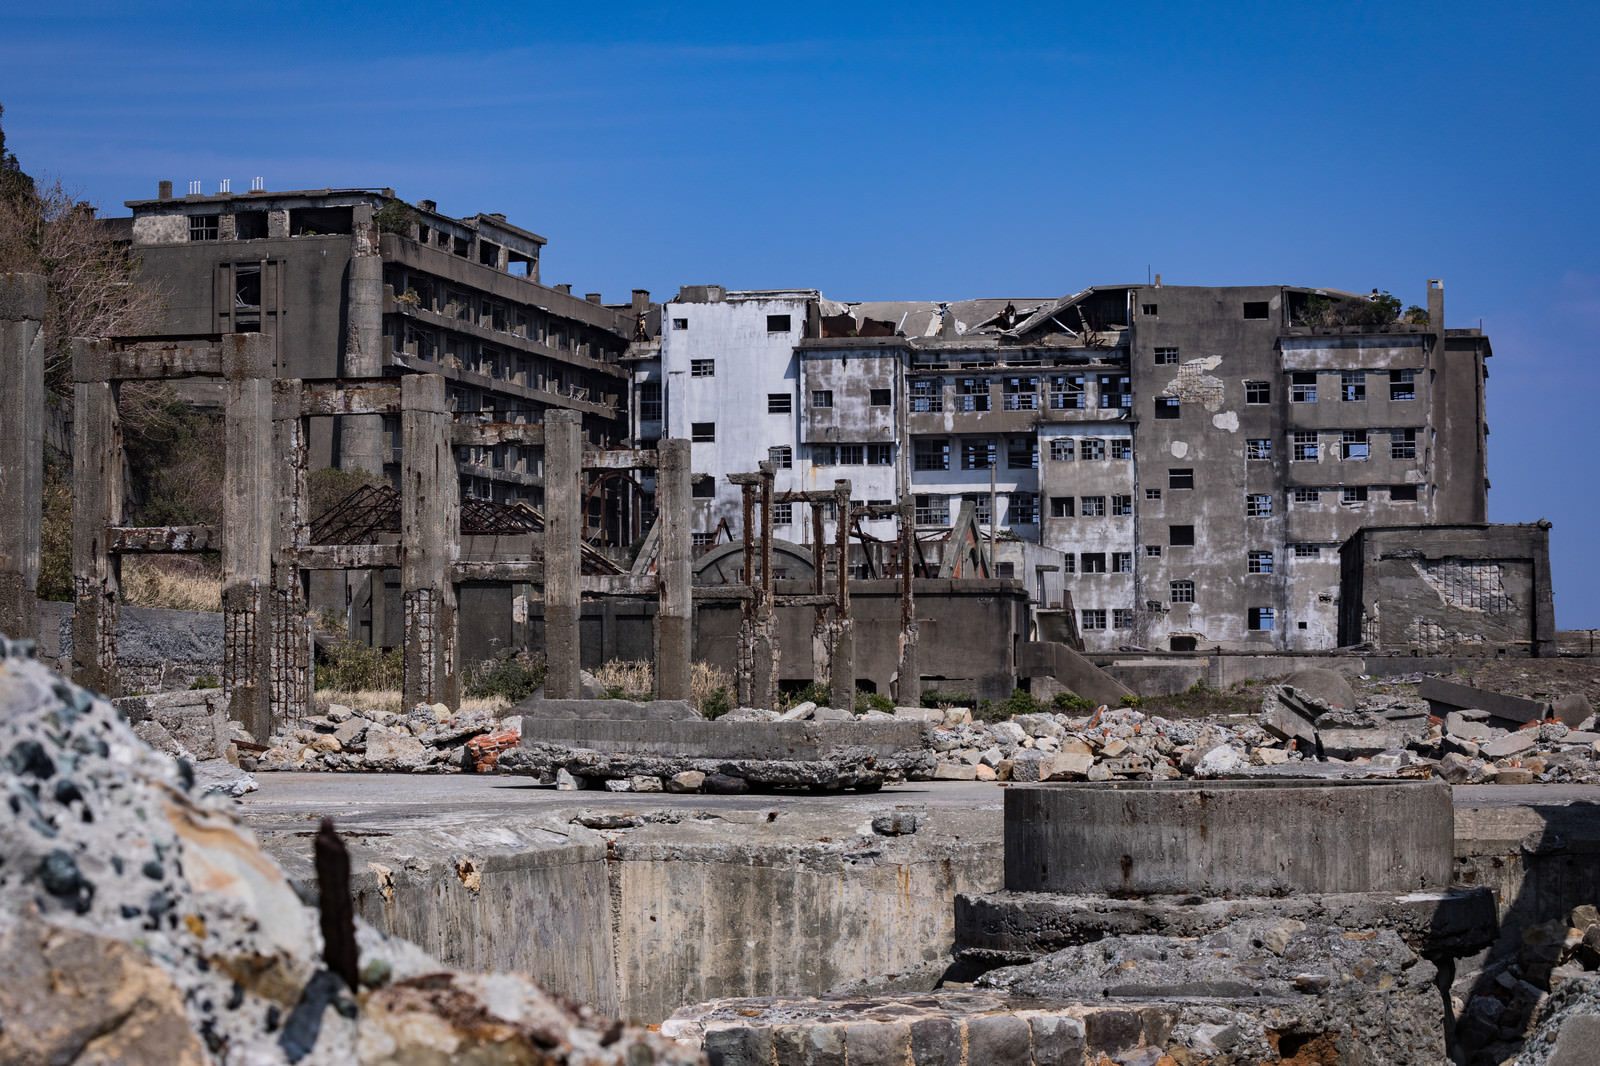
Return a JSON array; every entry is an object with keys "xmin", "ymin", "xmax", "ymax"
[{"xmin": 37, "ymin": 599, "xmax": 223, "ymax": 691}]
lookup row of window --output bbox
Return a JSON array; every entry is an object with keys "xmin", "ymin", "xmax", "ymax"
[
  {"xmin": 1079, "ymin": 605, "xmax": 1277, "ymax": 632},
  {"xmin": 1048, "ymin": 495, "xmax": 1134, "ymax": 518},
  {"xmin": 673, "ymin": 314, "xmax": 792, "ymax": 333},
  {"xmin": 1149, "ymin": 370, "xmax": 1417, "ymax": 405},
  {"xmin": 906, "ymin": 374, "xmax": 1129, "ymax": 413},
  {"xmin": 811, "ymin": 443, "xmax": 894, "ymax": 466}
]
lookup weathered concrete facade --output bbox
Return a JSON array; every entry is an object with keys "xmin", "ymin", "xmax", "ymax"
[{"xmin": 1338, "ymin": 522, "xmax": 1556, "ymax": 656}]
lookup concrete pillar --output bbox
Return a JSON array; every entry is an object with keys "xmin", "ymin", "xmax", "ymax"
[
  {"xmin": 896, "ymin": 496, "xmax": 921, "ymax": 706},
  {"xmin": 737, "ymin": 483, "xmax": 756, "ymax": 707},
  {"xmin": 829, "ymin": 479, "xmax": 855, "ymax": 710},
  {"xmin": 542, "ymin": 408, "xmax": 582, "ymax": 699},
  {"xmin": 0, "ymin": 274, "xmax": 46, "ymax": 641},
  {"xmin": 810, "ymin": 500, "xmax": 830, "ymax": 687},
  {"xmin": 751, "ymin": 463, "xmax": 778, "ymax": 709},
  {"xmin": 655, "ymin": 438, "xmax": 692, "ymax": 701},
  {"xmin": 401, "ymin": 374, "xmax": 459, "ymax": 709},
  {"xmin": 71, "ymin": 339, "xmax": 119, "ymax": 695},
  {"xmin": 271, "ymin": 380, "xmax": 312, "ymax": 727},
  {"xmin": 339, "ymin": 208, "xmax": 388, "ymax": 476},
  {"xmin": 222, "ymin": 335, "xmax": 276, "ymax": 741}
]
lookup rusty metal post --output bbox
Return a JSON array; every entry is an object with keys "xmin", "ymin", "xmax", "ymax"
[
  {"xmin": 0, "ymin": 274, "xmax": 45, "ymax": 641},
  {"xmin": 270, "ymin": 379, "xmax": 312, "ymax": 728},
  {"xmin": 71, "ymin": 339, "xmax": 120, "ymax": 695},
  {"xmin": 542, "ymin": 408, "xmax": 582, "ymax": 700},
  {"xmin": 401, "ymin": 374, "xmax": 459, "ymax": 710},
  {"xmin": 829, "ymin": 478, "xmax": 855, "ymax": 710},
  {"xmin": 655, "ymin": 438, "xmax": 692, "ymax": 701},
  {"xmin": 897, "ymin": 496, "xmax": 921, "ymax": 706},
  {"xmin": 222, "ymin": 335, "xmax": 276, "ymax": 741}
]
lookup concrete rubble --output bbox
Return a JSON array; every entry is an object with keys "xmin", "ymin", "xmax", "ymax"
[
  {"xmin": 0, "ymin": 635, "xmax": 703, "ymax": 1065},
  {"xmin": 253, "ymin": 702, "xmax": 513, "ymax": 774}
]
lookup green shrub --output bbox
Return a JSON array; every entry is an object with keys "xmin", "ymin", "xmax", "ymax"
[
  {"xmin": 997, "ymin": 688, "xmax": 1044, "ymax": 718},
  {"xmin": 315, "ymin": 639, "xmax": 404, "ymax": 692},
  {"xmin": 700, "ymin": 687, "xmax": 733, "ymax": 720},
  {"xmin": 920, "ymin": 689, "xmax": 972, "ymax": 710},
  {"xmin": 856, "ymin": 691, "xmax": 894, "ymax": 714},
  {"xmin": 189, "ymin": 674, "xmax": 219, "ymax": 690},
  {"xmin": 783, "ymin": 681, "xmax": 831, "ymax": 709},
  {"xmin": 463, "ymin": 654, "xmax": 546, "ymax": 703},
  {"xmin": 1052, "ymin": 692, "xmax": 1095, "ymax": 714}
]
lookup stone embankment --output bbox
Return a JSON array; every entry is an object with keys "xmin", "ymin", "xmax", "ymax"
[{"xmin": 0, "ymin": 636, "xmax": 703, "ymax": 1066}]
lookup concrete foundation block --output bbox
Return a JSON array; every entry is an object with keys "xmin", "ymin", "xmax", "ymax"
[{"xmin": 964, "ymin": 1013, "xmax": 1030, "ymax": 1063}]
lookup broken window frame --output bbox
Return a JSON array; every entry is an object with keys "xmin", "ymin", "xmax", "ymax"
[
  {"xmin": 1112, "ymin": 494, "xmax": 1133, "ymax": 517},
  {"xmin": 811, "ymin": 445, "xmax": 836, "ymax": 467},
  {"xmin": 1292, "ymin": 431, "xmax": 1319, "ymax": 462},
  {"xmin": 1006, "ymin": 436, "xmax": 1037, "ymax": 469},
  {"xmin": 1341, "ymin": 430, "xmax": 1370, "ymax": 461},
  {"xmin": 768, "ymin": 445, "xmax": 793, "ymax": 469},
  {"xmin": 1169, "ymin": 468, "xmax": 1194, "ymax": 490},
  {"xmin": 1248, "ymin": 606, "xmax": 1276, "ymax": 631},
  {"xmin": 1390, "ymin": 370, "xmax": 1417, "ymax": 401},
  {"xmin": 1170, "ymin": 581, "xmax": 1195, "ymax": 604},
  {"xmin": 1245, "ymin": 380, "xmax": 1271, "ymax": 404},
  {"xmin": 913, "ymin": 437, "xmax": 950, "ymax": 471},
  {"xmin": 672, "ymin": 317, "xmax": 689, "ymax": 330},
  {"xmin": 1113, "ymin": 608, "xmax": 1136, "ymax": 630},
  {"xmin": 1246, "ymin": 438, "xmax": 1271, "ymax": 460},
  {"xmin": 1081, "ymin": 553, "xmax": 1107, "ymax": 574},
  {"xmin": 1390, "ymin": 484, "xmax": 1419, "ymax": 502},
  {"xmin": 1097, "ymin": 374, "xmax": 1132, "ymax": 409},
  {"xmin": 1293, "ymin": 487, "xmax": 1320, "ymax": 505},
  {"xmin": 767, "ymin": 393, "xmax": 792, "ymax": 414},
  {"xmin": 1009, "ymin": 491, "xmax": 1039, "ymax": 525},
  {"xmin": 1081, "ymin": 609, "xmax": 1108, "ymax": 631},
  {"xmin": 914, "ymin": 494, "xmax": 950, "ymax": 525},
  {"xmin": 867, "ymin": 443, "xmax": 893, "ymax": 465},
  {"xmin": 690, "ymin": 359, "xmax": 715, "ymax": 378},
  {"xmin": 1248, "ymin": 550, "xmax": 1274, "ymax": 574},
  {"xmin": 1293, "ymin": 544, "xmax": 1321, "ymax": 558},
  {"xmin": 189, "ymin": 214, "xmax": 220, "ymax": 241},
  {"xmin": 1049, "ymin": 374, "xmax": 1086, "ymax": 410},
  {"xmin": 1111, "ymin": 439, "xmax": 1132, "ymax": 460},
  {"xmin": 1001, "ymin": 376, "xmax": 1039, "ymax": 411},
  {"xmin": 954, "ymin": 377, "xmax": 992, "ymax": 412},
  {"xmin": 1145, "ymin": 544, "xmax": 1162, "ymax": 557},
  {"xmin": 1112, "ymin": 551, "xmax": 1133, "ymax": 573},
  {"xmin": 1049, "ymin": 496, "xmax": 1075, "ymax": 518},
  {"xmin": 961, "ymin": 437, "xmax": 997, "ymax": 470},
  {"xmin": 1245, "ymin": 493, "xmax": 1274, "ymax": 517},
  {"xmin": 962, "ymin": 493, "xmax": 993, "ymax": 524},
  {"xmin": 1390, "ymin": 429, "xmax": 1417, "ymax": 460},
  {"xmin": 691, "ymin": 422, "xmax": 716, "ymax": 443},
  {"xmin": 1080, "ymin": 438, "xmax": 1107, "ymax": 461},
  {"xmin": 1155, "ymin": 396, "xmax": 1181, "ymax": 419},
  {"xmin": 1340, "ymin": 370, "xmax": 1367, "ymax": 402},
  {"xmin": 1291, "ymin": 372, "xmax": 1318, "ymax": 404},
  {"xmin": 811, "ymin": 389, "xmax": 834, "ymax": 409},
  {"xmin": 1080, "ymin": 495, "xmax": 1107, "ymax": 518},
  {"xmin": 1341, "ymin": 486, "xmax": 1368, "ymax": 505},
  {"xmin": 1154, "ymin": 346, "xmax": 1180, "ymax": 365},
  {"xmin": 910, "ymin": 378, "xmax": 944, "ymax": 413},
  {"xmin": 1049, "ymin": 438, "xmax": 1075, "ymax": 462}
]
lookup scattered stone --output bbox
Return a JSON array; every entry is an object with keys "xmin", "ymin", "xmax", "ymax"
[
  {"xmin": 555, "ymin": 768, "xmax": 586, "ymax": 791},
  {"xmin": 871, "ymin": 811, "xmax": 920, "ymax": 836},
  {"xmin": 666, "ymin": 770, "xmax": 706, "ymax": 793},
  {"xmin": 704, "ymin": 772, "xmax": 749, "ymax": 795},
  {"xmin": 630, "ymin": 775, "xmax": 664, "ymax": 792},
  {"xmin": 1482, "ymin": 732, "xmax": 1539, "ymax": 759}
]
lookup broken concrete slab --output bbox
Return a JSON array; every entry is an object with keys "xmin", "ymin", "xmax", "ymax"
[
  {"xmin": 1554, "ymin": 694, "xmax": 1595, "ymax": 729},
  {"xmin": 1420, "ymin": 677, "xmax": 1551, "ymax": 726},
  {"xmin": 1016, "ymin": 641, "xmax": 1134, "ymax": 707},
  {"xmin": 1481, "ymin": 731, "xmax": 1539, "ymax": 759},
  {"xmin": 512, "ymin": 697, "xmax": 700, "ymax": 721}
]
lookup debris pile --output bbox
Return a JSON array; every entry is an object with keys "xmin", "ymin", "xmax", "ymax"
[
  {"xmin": 0, "ymin": 636, "xmax": 701, "ymax": 1065},
  {"xmin": 1457, "ymin": 909, "xmax": 1600, "ymax": 1066},
  {"xmin": 253, "ymin": 702, "xmax": 510, "ymax": 774}
]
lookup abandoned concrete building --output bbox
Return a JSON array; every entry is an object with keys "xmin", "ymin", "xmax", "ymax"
[{"xmin": 650, "ymin": 279, "xmax": 1498, "ymax": 653}]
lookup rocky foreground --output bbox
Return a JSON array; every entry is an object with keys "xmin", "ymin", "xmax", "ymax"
[{"xmin": 0, "ymin": 636, "xmax": 702, "ymax": 1066}]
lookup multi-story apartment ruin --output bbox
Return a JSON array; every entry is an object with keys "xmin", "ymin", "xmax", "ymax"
[
  {"xmin": 121, "ymin": 182, "xmax": 643, "ymax": 511},
  {"xmin": 651, "ymin": 279, "xmax": 1491, "ymax": 653}
]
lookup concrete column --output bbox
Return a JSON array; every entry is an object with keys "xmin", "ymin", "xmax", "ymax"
[
  {"xmin": 401, "ymin": 374, "xmax": 459, "ymax": 709},
  {"xmin": 222, "ymin": 335, "xmax": 276, "ymax": 741},
  {"xmin": 654, "ymin": 438, "xmax": 692, "ymax": 701},
  {"xmin": 736, "ymin": 483, "xmax": 756, "ymax": 707},
  {"xmin": 542, "ymin": 408, "xmax": 582, "ymax": 699},
  {"xmin": 71, "ymin": 339, "xmax": 119, "ymax": 695},
  {"xmin": 340, "ymin": 208, "xmax": 388, "ymax": 476},
  {"xmin": 810, "ymin": 500, "xmax": 829, "ymax": 687},
  {"xmin": 271, "ymin": 380, "xmax": 312, "ymax": 728},
  {"xmin": 751, "ymin": 463, "xmax": 778, "ymax": 709},
  {"xmin": 896, "ymin": 496, "xmax": 921, "ymax": 706},
  {"xmin": 830, "ymin": 479, "xmax": 855, "ymax": 710},
  {"xmin": 0, "ymin": 274, "xmax": 46, "ymax": 641}
]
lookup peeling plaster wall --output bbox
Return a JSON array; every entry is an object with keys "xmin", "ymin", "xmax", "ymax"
[
  {"xmin": 1038, "ymin": 423, "xmax": 1135, "ymax": 650},
  {"xmin": 800, "ymin": 346, "xmax": 901, "ymax": 540}
]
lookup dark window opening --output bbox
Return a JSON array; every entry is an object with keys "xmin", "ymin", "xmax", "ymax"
[
  {"xmin": 1142, "ymin": 304, "xmax": 1159, "ymax": 316},
  {"xmin": 692, "ymin": 478, "xmax": 715, "ymax": 499},
  {"xmin": 1155, "ymin": 396, "xmax": 1180, "ymax": 419},
  {"xmin": 691, "ymin": 422, "xmax": 715, "ymax": 442},
  {"xmin": 233, "ymin": 210, "xmax": 267, "ymax": 239},
  {"xmin": 189, "ymin": 214, "xmax": 219, "ymax": 241},
  {"xmin": 870, "ymin": 388, "xmax": 892, "ymax": 406},
  {"xmin": 1171, "ymin": 636, "xmax": 1198, "ymax": 651},
  {"xmin": 638, "ymin": 382, "xmax": 662, "ymax": 422},
  {"xmin": 1243, "ymin": 301, "xmax": 1270, "ymax": 320},
  {"xmin": 767, "ymin": 314, "xmax": 791, "ymax": 332},
  {"xmin": 767, "ymin": 393, "xmax": 791, "ymax": 414},
  {"xmin": 234, "ymin": 265, "xmax": 261, "ymax": 308},
  {"xmin": 1169, "ymin": 468, "xmax": 1194, "ymax": 490},
  {"xmin": 289, "ymin": 206, "xmax": 354, "ymax": 236},
  {"xmin": 1170, "ymin": 524, "xmax": 1195, "ymax": 546},
  {"xmin": 1390, "ymin": 484, "xmax": 1419, "ymax": 501},
  {"xmin": 478, "ymin": 241, "xmax": 501, "ymax": 267}
]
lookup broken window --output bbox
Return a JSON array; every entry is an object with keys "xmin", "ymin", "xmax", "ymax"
[
  {"xmin": 1111, "ymin": 439, "xmax": 1132, "ymax": 460},
  {"xmin": 1390, "ymin": 484, "xmax": 1419, "ymax": 501},
  {"xmin": 233, "ymin": 210, "xmax": 267, "ymax": 239},
  {"xmin": 1390, "ymin": 429, "xmax": 1417, "ymax": 460},
  {"xmin": 767, "ymin": 393, "xmax": 791, "ymax": 414},
  {"xmin": 1390, "ymin": 370, "xmax": 1417, "ymax": 401},
  {"xmin": 1010, "ymin": 492, "xmax": 1038, "ymax": 524},
  {"xmin": 1248, "ymin": 606, "xmax": 1275, "ymax": 631},
  {"xmin": 812, "ymin": 390, "xmax": 833, "ymax": 408},
  {"xmin": 1169, "ymin": 468, "xmax": 1193, "ymax": 490},
  {"xmin": 691, "ymin": 422, "xmax": 715, "ymax": 442},
  {"xmin": 672, "ymin": 317, "xmax": 689, "ymax": 330},
  {"xmin": 772, "ymin": 503, "xmax": 793, "ymax": 525},
  {"xmin": 1243, "ymin": 301, "xmax": 1270, "ymax": 320},
  {"xmin": 954, "ymin": 377, "xmax": 991, "ymax": 412},
  {"xmin": 963, "ymin": 493, "xmax": 992, "ymax": 523},
  {"xmin": 1248, "ymin": 551, "xmax": 1274, "ymax": 574},
  {"xmin": 1049, "ymin": 495, "xmax": 1075, "ymax": 519},
  {"xmin": 1113, "ymin": 551, "xmax": 1133, "ymax": 573},
  {"xmin": 996, "ymin": 562, "xmax": 1015, "ymax": 579},
  {"xmin": 1081, "ymin": 553, "xmax": 1107, "ymax": 573},
  {"xmin": 1341, "ymin": 430, "xmax": 1369, "ymax": 460},
  {"xmin": 1170, "ymin": 580, "xmax": 1195, "ymax": 603},
  {"xmin": 812, "ymin": 445, "xmax": 836, "ymax": 466},
  {"xmin": 1002, "ymin": 376, "xmax": 1038, "ymax": 410},
  {"xmin": 913, "ymin": 438, "xmax": 950, "ymax": 471},
  {"xmin": 1081, "ymin": 609, "xmax": 1108, "ymax": 631},
  {"xmin": 691, "ymin": 359, "xmax": 715, "ymax": 377},
  {"xmin": 1114, "ymin": 608, "xmax": 1136, "ymax": 629},
  {"xmin": 1062, "ymin": 554, "xmax": 1076, "ymax": 574},
  {"xmin": 189, "ymin": 214, "xmax": 219, "ymax": 241},
  {"xmin": 915, "ymin": 494, "xmax": 950, "ymax": 524},
  {"xmin": 768, "ymin": 446, "xmax": 792, "ymax": 469},
  {"xmin": 838, "ymin": 444, "xmax": 865, "ymax": 465},
  {"xmin": 962, "ymin": 438, "xmax": 996, "ymax": 470},
  {"xmin": 1048, "ymin": 438, "xmax": 1076, "ymax": 463},
  {"xmin": 1155, "ymin": 346, "xmax": 1180, "ymax": 365},
  {"xmin": 1246, "ymin": 493, "xmax": 1273, "ymax": 517},
  {"xmin": 1145, "ymin": 487, "xmax": 1162, "ymax": 500},
  {"xmin": 767, "ymin": 314, "xmax": 791, "ymax": 332},
  {"xmin": 1246, "ymin": 438, "xmax": 1271, "ymax": 460},
  {"xmin": 1112, "ymin": 494, "xmax": 1133, "ymax": 516},
  {"xmin": 1341, "ymin": 371, "xmax": 1366, "ymax": 402},
  {"xmin": 1293, "ymin": 544, "xmax": 1321, "ymax": 558},
  {"xmin": 870, "ymin": 388, "xmax": 892, "ymax": 406},
  {"xmin": 1246, "ymin": 380, "xmax": 1271, "ymax": 404},
  {"xmin": 638, "ymin": 382, "xmax": 662, "ymax": 422},
  {"xmin": 478, "ymin": 241, "xmax": 501, "ymax": 268},
  {"xmin": 1007, "ymin": 437, "xmax": 1037, "ymax": 469},
  {"xmin": 1049, "ymin": 374, "xmax": 1086, "ymax": 409},
  {"xmin": 289, "ymin": 206, "xmax": 353, "ymax": 235},
  {"xmin": 1293, "ymin": 488, "xmax": 1320, "ymax": 505},
  {"xmin": 1155, "ymin": 396, "xmax": 1181, "ymax": 419},
  {"xmin": 1291, "ymin": 372, "xmax": 1318, "ymax": 403},
  {"xmin": 867, "ymin": 443, "xmax": 893, "ymax": 465},
  {"xmin": 692, "ymin": 531, "xmax": 715, "ymax": 546},
  {"xmin": 692, "ymin": 478, "xmax": 715, "ymax": 499},
  {"xmin": 1170, "ymin": 525, "xmax": 1195, "ymax": 546},
  {"xmin": 1098, "ymin": 374, "xmax": 1132, "ymax": 409},
  {"xmin": 1145, "ymin": 544, "xmax": 1162, "ymax": 557},
  {"xmin": 1342, "ymin": 486, "xmax": 1368, "ymax": 505},
  {"xmin": 910, "ymin": 378, "xmax": 943, "ymax": 412},
  {"xmin": 1142, "ymin": 304, "xmax": 1160, "ymax": 317},
  {"xmin": 1081, "ymin": 438, "xmax": 1106, "ymax": 461},
  {"xmin": 1080, "ymin": 496, "xmax": 1106, "ymax": 517},
  {"xmin": 1292, "ymin": 431, "xmax": 1318, "ymax": 461},
  {"xmin": 234, "ymin": 264, "xmax": 261, "ymax": 308}
]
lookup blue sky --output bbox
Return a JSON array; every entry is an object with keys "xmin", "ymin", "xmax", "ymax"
[{"xmin": 3, "ymin": 1, "xmax": 1597, "ymax": 626}]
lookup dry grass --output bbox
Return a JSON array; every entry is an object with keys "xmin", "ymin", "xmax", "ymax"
[
  {"xmin": 312, "ymin": 689, "xmax": 511, "ymax": 717},
  {"xmin": 593, "ymin": 658, "xmax": 653, "ymax": 699},
  {"xmin": 120, "ymin": 556, "xmax": 222, "ymax": 612},
  {"xmin": 691, "ymin": 660, "xmax": 734, "ymax": 714}
]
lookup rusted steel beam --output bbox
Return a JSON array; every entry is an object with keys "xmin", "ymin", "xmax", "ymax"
[
  {"xmin": 300, "ymin": 381, "xmax": 402, "ymax": 416},
  {"xmin": 454, "ymin": 422, "xmax": 546, "ymax": 446},
  {"xmin": 109, "ymin": 525, "xmax": 219, "ymax": 553},
  {"xmin": 291, "ymin": 544, "xmax": 400, "ymax": 570}
]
